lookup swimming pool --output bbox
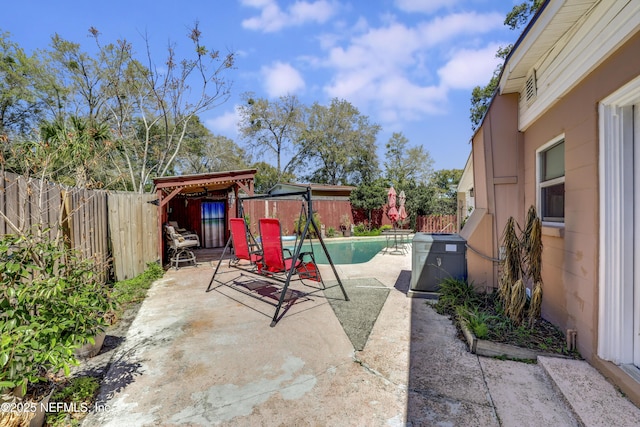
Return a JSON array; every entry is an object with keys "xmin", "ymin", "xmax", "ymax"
[{"xmin": 285, "ymin": 238, "xmax": 390, "ymax": 265}]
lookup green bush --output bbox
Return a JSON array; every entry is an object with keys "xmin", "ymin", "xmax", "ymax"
[
  {"xmin": 0, "ymin": 232, "xmax": 114, "ymax": 394},
  {"xmin": 434, "ymin": 278, "xmax": 480, "ymax": 317},
  {"xmin": 294, "ymin": 212, "xmax": 322, "ymax": 238},
  {"xmin": 353, "ymin": 224, "xmax": 382, "ymax": 236}
]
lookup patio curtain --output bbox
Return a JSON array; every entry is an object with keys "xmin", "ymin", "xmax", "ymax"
[{"xmin": 201, "ymin": 201, "xmax": 225, "ymax": 248}]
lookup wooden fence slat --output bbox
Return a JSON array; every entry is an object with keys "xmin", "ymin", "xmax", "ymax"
[
  {"xmin": 3, "ymin": 173, "xmax": 18, "ymax": 233},
  {"xmin": 104, "ymin": 192, "xmax": 159, "ymax": 281},
  {"xmin": 47, "ymin": 182, "xmax": 61, "ymax": 241},
  {"xmin": 17, "ymin": 175, "xmax": 28, "ymax": 231},
  {"xmin": 416, "ymin": 215, "xmax": 457, "ymax": 233},
  {"xmin": 0, "ymin": 173, "xmax": 6, "ymax": 235},
  {"xmin": 107, "ymin": 193, "xmax": 121, "ymax": 280},
  {"xmin": 135, "ymin": 195, "xmax": 144, "ymax": 275}
]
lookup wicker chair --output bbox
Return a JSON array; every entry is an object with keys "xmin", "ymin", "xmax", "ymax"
[{"xmin": 165, "ymin": 225, "xmax": 198, "ymax": 269}]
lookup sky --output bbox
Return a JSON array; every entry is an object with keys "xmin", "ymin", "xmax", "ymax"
[{"xmin": 3, "ymin": 0, "xmax": 522, "ymax": 172}]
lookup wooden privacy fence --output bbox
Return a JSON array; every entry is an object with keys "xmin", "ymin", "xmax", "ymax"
[
  {"xmin": 0, "ymin": 171, "xmax": 158, "ymax": 282},
  {"xmin": 62, "ymin": 187, "xmax": 109, "ymax": 282},
  {"xmin": 416, "ymin": 215, "xmax": 457, "ymax": 233},
  {"xmin": 242, "ymin": 197, "xmax": 353, "ymax": 236},
  {"xmin": 108, "ymin": 192, "xmax": 159, "ymax": 281}
]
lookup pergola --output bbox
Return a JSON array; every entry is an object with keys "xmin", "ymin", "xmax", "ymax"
[{"xmin": 152, "ymin": 169, "xmax": 257, "ymax": 260}]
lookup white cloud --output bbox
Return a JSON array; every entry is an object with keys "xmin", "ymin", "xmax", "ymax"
[
  {"xmin": 205, "ymin": 108, "xmax": 241, "ymax": 136},
  {"xmin": 395, "ymin": 0, "xmax": 458, "ymax": 14},
  {"xmin": 241, "ymin": 0, "xmax": 338, "ymax": 33},
  {"xmin": 319, "ymin": 11, "xmax": 506, "ymax": 127},
  {"xmin": 261, "ymin": 61, "xmax": 306, "ymax": 97},
  {"xmin": 417, "ymin": 12, "xmax": 505, "ymax": 46},
  {"xmin": 438, "ymin": 43, "xmax": 503, "ymax": 90}
]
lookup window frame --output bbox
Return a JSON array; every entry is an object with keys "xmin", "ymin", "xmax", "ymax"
[{"xmin": 536, "ymin": 135, "xmax": 565, "ymax": 225}]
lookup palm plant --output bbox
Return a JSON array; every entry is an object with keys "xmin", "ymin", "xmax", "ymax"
[{"xmin": 499, "ymin": 206, "xmax": 544, "ymax": 325}]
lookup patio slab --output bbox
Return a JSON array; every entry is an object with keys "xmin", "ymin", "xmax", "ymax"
[{"xmin": 81, "ymin": 245, "xmax": 637, "ymax": 426}]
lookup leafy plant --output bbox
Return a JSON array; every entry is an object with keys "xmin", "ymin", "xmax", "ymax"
[
  {"xmin": 339, "ymin": 214, "xmax": 352, "ymax": 230},
  {"xmin": 0, "ymin": 232, "xmax": 114, "ymax": 394},
  {"xmin": 349, "ymin": 178, "xmax": 389, "ymax": 229},
  {"xmin": 434, "ymin": 278, "xmax": 480, "ymax": 316},
  {"xmin": 435, "ymin": 278, "xmax": 576, "ymax": 356},
  {"xmin": 456, "ymin": 306, "xmax": 494, "ymax": 339},
  {"xmin": 111, "ymin": 262, "xmax": 163, "ymax": 313},
  {"xmin": 52, "ymin": 376, "xmax": 99, "ymax": 402},
  {"xmin": 294, "ymin": 212, "xmax": 322, "ymax": 238},
  {"xmin": 353, "ymin": 224, "xmax": 381, "ymax": 237},
  {"xmin": 47, "ymin": 376, "xmax": 100, "ymax": 426},
  {"xmin": 498, "ymin": 206, "xmax": 544, "ymax": 325}
]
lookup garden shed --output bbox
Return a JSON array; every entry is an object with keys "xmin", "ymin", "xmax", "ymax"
[{"xmin": 153, "ymin": 169, "xmax": 256, "ymax": 261}]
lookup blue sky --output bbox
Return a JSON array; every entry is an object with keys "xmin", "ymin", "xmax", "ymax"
[{"xmin": 3, "ymin": 0, "xmax": 521, "ymax": 172}]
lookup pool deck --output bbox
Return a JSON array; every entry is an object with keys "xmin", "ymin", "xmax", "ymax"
[{"xmin": 82, "ymin": 243, "xmax": 640, "ymax": 426}]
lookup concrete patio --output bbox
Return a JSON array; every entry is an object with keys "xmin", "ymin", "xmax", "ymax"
[{"xmin": 82, "ymin": 246, "xmax": 640, "ymax": 426}]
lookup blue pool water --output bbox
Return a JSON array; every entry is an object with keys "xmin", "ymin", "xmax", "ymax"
[{"xmin": 285, "ymin": 238, "xmax": 389, "ymax": 265}]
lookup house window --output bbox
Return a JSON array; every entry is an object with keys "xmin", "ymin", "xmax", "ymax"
[{"xmin": 538, "ymin": 138, "xmax": 565, "ymax": 223}]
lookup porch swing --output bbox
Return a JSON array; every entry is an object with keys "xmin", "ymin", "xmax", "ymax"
[{"xmin": 207, "ymin": 184, "xmax": 349, "ymax": 326}]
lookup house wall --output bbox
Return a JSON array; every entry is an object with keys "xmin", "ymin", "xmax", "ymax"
[
  {"xmin": 463, "ymin": 93, "xmax": 522, "ymax": 291},
  {"xmin": 521, "ymin": 29, "xmax": 640, "ymax": 403},
  {"xmin": 468, "ymin": 1, "xmax": 640, "ymax": 405},
  {"xmin": 457, "ymin": 153, "xmax": 475, "ymax": 231}
]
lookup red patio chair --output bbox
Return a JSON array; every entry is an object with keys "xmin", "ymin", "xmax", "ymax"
[
  {"xmin": 258, "ymin": 218, "xmax": 320, "ymax": 281},
  {"xmin": 229, "ymin": 218, "xmax": 262, "ymax": 269}
]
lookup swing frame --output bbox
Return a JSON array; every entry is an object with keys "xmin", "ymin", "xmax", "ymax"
[{"xmin": 208, "ymin": 185, "xmax": 349, "ymax": 326}]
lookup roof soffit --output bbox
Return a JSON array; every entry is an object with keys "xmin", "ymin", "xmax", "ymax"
[{"xmin": 499, "ymin": 0, "xmax": 599, "ymax": 94}]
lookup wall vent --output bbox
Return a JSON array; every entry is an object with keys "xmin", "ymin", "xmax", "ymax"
[{"xmin": 525, "ymin": 71, "xmax": 537, "ymax": 103}]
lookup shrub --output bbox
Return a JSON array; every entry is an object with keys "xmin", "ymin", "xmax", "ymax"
[
  {"xmin": 0, "ymin": 232, "xmax": 114, "ymax": 394},
  {"xmin": 294, "ymin": 212, "xmax": 322, "ymax": 237},
  {"xmin": 434, "ymin": 277, "xmax": 480, "ymax": 317},
  {"xmin": 353, "ymin": 224, "xmax": 382, "ymax": 236}
]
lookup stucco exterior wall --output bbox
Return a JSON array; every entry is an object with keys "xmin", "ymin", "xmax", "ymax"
[
  {"xmin": 521, "ymin": 31, "xmax": 640, "ymax": 366},
  {"xmin": 463, "ymin": 93, "xmax": 521, "ymax": 291}
]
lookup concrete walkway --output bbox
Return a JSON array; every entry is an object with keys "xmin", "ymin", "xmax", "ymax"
[{"xmin": 82, "ymin": 246, "xmax": 640, "ymax": 426}]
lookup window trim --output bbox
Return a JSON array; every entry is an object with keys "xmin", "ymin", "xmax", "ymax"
[{"xmin": 536, "ymin": 135, "xmax": 565, "ymax": 225}]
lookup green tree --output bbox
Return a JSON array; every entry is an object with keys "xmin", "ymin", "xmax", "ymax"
[
  {"xmin": 237, "ymin": 92, "xmax": 303, "ymax": 181},
  {"xmin": 299, "ymin": 98, "xmax": 380, "ymax": 185},
  {"xmin": 469, "ymin": 0, "xmax": 544, "ymax": 130},
  {"xmin": 252, "ymin": 161, "xmax": 295, "ymax": 194},
  {"xmin": 39, "ymin": 115, "xmax": 111, "ymax": 188},
  {"xmin": 469, "ymin": 74, "xmax": 498, "ymax": 131},
  {"xmin": 174, "ymin": 117, "xmax": 249, "ymax": 174},
  {"xmin": 428, "ymin": 169, "xmax": 463, "ymax": 215},
  {"xmin": 504, "ymin": 0, "xmax": 545, "ymax": 30},
  {"xmin": 0, "ymin": 32, "xmax": 44, "ymax": 136},
  {"xmin": 400, "ymin": 183, "xmax": 435, "ymax": 230},
  {"xmin": 349, "ymin": 178, "xmax": 388, "ymax": 229},
  {"xmin": 33, "ymin": 25, "xmax": 235, "ymax": 192},
  {"xmin": 384, "ymin": 131, "xmax": 433, "ymax": 188}
]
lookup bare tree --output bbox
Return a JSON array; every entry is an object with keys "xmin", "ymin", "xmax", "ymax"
[{"xmin": 97, "ymin": 23, "xmax": 235, "ymax": 192}]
